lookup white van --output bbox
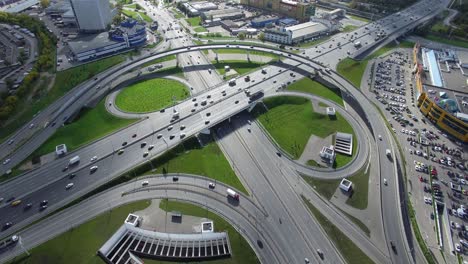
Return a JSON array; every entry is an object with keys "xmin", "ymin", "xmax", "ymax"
[{"xmin": 69, "ymin": 155, "xmax": 80, "ymax": 166}]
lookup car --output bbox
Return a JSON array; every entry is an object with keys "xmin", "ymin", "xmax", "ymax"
[
  {"xmin": 304, "ymin": 258, "xmax": 310, "ymax": 263},
  {"xmin": 169, "ymin": 135, "xmax": 175, "ymax": 140},
  {"xmin": 168, "ymin": 126, "xmax": 173, "ymax": 131},
  {"xmin": 384, "ymin": 178, "xmax": 388, "ymax": 185},
  {"xmin": 456, "ymin": 243, "xmax": 462, "ymax": 252},
  {"xmin": 141, "ymin": 181, "xmax": 149, "ymax": 186},
  {"xmin": 132, "ymin": 134, "xmax": 137, "ymax": 138},
  {"xmin": 172, "ymin": 176, "xmax": 179, "ymax": 182},
  {"xmin": 40, "ymin": 200, "xmax": 48, "ymax": 206},
  {"xmin": 180, "ymin": 125, "xmax": 186, "ymax": 130},
  {"xmin": 148, "ymin": 145, "xmax": 154, "ymax": 150},
  {"xmin": 316, "ymin": 249, "xmax": 324, "ymax": 259},
  {"xmin": 62, "ymin": 166, "xmax": 69, "ymax": 172},
  {"xmin": 208, "ymin": 182, "xmax": 215, "ymax": 189},
  {"xmin": 205, "ymin": 120, "xmax": 210, "ymax": 125},
  {"xmin": 90, "ymin": 166, "xmax": 98, "ymax": 172},
  {"xmin": 40, "ymin": 205, "xmax": 48, "ymax": 210},
  {"xmin": 143, "ymin": 151, "xmax": 149, "ymax": 157},
  {"xmin": 141, "ymin": 142, "xmax": 147, "ymax": 148},
  {"xmin": 122, "ymin": 141, "xmax": 128, "ymax": 146},
  {"xmin": 3, "ymin": 159, "xmax": 11, "ymax": 165},
  {"xmin": 157, "ymin": 134, "xmax": 163, "ymax": 139},
  {"xmin": 118, "ymin": 149, "xmax": 125, "ymax": 155},
  {"xmin": 3, "ymin": 222, "xmax": 12, "ymax": 230},
  {"xmin": 65, "ymin": 183, "xmax": 74, "ymax": 189},
  {"xmin": 90, "ymin": 156, "xmax": 97, "ymax": 162},
  {"xmin": 24, "ymin": 203, "xmax": 33, "ymax": 209}
]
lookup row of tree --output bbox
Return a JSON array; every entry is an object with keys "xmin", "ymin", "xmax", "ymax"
[{"xmin": 0, "ymin": 12, "xmax": 57, "ymax": 121}]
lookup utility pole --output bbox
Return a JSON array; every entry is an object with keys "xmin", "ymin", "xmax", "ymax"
[{"xmin": 18, "ymin": 236, "xmax": 30, "ymax": 256}]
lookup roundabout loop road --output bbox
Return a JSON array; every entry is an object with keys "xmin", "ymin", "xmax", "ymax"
[
  {"xmin": 103, "ymin": 55, "xmax": 370, "ymax": 177},
  {"xmin": 107, "ymin": 74, "xmax": 193, "ymax": 118}
]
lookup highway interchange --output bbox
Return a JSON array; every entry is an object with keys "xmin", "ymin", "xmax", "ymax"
[{"xmin": 0, "ymin": 0, "xmax": 452, "ymax": 263}]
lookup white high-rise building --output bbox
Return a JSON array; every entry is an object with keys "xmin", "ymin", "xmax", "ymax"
[{"xmin": 70, "ymin": 0, "xmax": 112, "ymax": 32}]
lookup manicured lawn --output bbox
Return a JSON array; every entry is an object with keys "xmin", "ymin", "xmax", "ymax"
[
  {"xmin": 348, "ymin": 14, "xmax": 370, "ymax": 22},
  {"xmin": 141, "ymin": 54, "xmax": 176, "ymax": 68},
  {"xmin": 122, "ymin": 9, "xmax": 152, "ymax": 23},
  {"xmin": 138, "ymin": 135, "xmax": 248, "ymax": 194},
  {"xmin": 286, "ymin": 77, "xmax": 343, "ymax": 106},
  {"xmin": 345, "ymin": 165, "xmax": 370, "ymax": 209},
  {"xmin": 299, "ymin": 36, "xmax": 330, "ymax": 48},
  {"xmin": 424, "ymin": 34, "xmax": 468, "ymax": 49},
  {"xmin": 212, "ymin": 60, "xmax": 266, "ymax": 76},
  {"xmin": 214, "ymin": 48, "xmax": 278, "ymax": 59},
  {"xmin": 173, "ymin": 9, "xmax": 185, "ymax": 19},
  {"xmin": 8, "ymin": 200, "xmax": 151, "ymax": 264},
  {"xmin": 32, "ymin": 99, "xmax": 137, "ymax": 157},
  {"xmin": 116, "ymin": 78, "xmax": 189, "ymax": 113},
  {"xmin": 302, "ymin": 160, "xmax": 368, "ymax": 209},
  {"xmin": 0, "ymin": 54, "xmax": 127, "ymax": 143},
  {"xmin": 186, "ymin": 16, "xmax": 201, "ymax": 27},
  {"xmin": 194, "ymin": 26, "xmax": 208, "ymax": 32},
  {"xmin": 159, "ymin": 199, "xmax": 259, "ymax": 264},
  {"xmin": 342, "ymin": 25, "xmax": 358, "ymax": 32},
  {"xmin": 301, "ymin": 196, "xmax": 374, "ymax": 264},
  {"xmin": 301, "ymin": 174, "xmax": 340, "ymax": 200},
  {"xmin": 255, "ymin": 96, "xmax": 355, "ymax": 162}
]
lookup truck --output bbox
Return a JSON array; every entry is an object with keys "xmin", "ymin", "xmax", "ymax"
[
  {"xmin": 0, "ymin": 235, "xmax": 18, "ymax": 250},
  {"xmin": 248, "ymin": 90, "xmax": 264, "ymax": 103},
  {"xmin": 227, "ymin": 188, "xmax": 239, "ymax": 200},
  {"xmin": 69, "ymin": 155, "xmax": 80, "ymax": 166},
  {"xmin": 354, "ymin": 41, "xmax": 361, "ymax": 48}
]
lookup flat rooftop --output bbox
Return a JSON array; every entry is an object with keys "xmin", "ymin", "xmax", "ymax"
[
  {"xmin": 286, "ymin": 22, "xmax": 328, "ymax": 39},
  {"xmin": 68, "ymin": 32, "xmax": 117, "ymax": 54}
]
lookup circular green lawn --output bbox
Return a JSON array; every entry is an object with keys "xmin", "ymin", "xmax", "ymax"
[{"xmin": 115, "ymin": 78, "xmax": 189, "ymax": 113}]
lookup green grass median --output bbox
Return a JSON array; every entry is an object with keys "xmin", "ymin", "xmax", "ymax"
[
  {"xmin": 286, "ymin": 77, "xmax": 344, "ymax": 106},
  {"xmin": 254, "ymin": 96, "xmax": 355, "ymax": 164},
  {"xmin": 32, "ymin": 99, "xmax": 137, "ymax": 158},
  {"xmin": 158, "ymin": 199, "xmax": 259, "ymax": 264},
  {"xmin": 301, "ymin": 196, "xmax": 374, "ymax": 264},
  {"xmin": 138, "ymin": 135, "xmax": 248, "ymax": 194},
  {"xmin": 7, "ymin": 200, "xmax": 151, "ymax": 264},
  {"xmin": 115, "ymin": 78, "xmax": 189, "ymax": 113},
  {"xmin": 212, "ymin": 60, "xmax": 267, "ymax": 77}
]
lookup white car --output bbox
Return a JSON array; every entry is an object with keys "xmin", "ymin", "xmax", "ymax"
[
  {"xmin": 2, "ymin": 159, "xmax": 11, "ymax": 165},
  {"xmin": 65, "ymin": 183, "xmax": 74, "ymax": 189},
  {"xmin": 29, "ymin": 123, "xmax": 35, "ymax": 129},
  {"xmin": 456, "ymin": 243, "xmax": 462, "ymax": 252},
  {"xmin": 423, "ymin": 196, "xmax": 432, "ymax": 205},
  {"xmin": 208, "ymin": 182, "xmax": 215, "ymax": 189},
  {"xmin": 90, "ymin": 166, "xmax": 98, "ymax": 172},
  {"xmin": 141, "ymin": 181, "xmax": 149, "ymax": 186},
  {"xmin": 90, "ymin": 156, "xmax": 98, "ymax": 162}
]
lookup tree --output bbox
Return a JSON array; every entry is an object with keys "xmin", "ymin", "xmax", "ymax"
[
  {"xmin": 238, "ymin": 32, "xmax": 246, "ymax": 40},
  {"xmin": 40, "ymin": 0, "xmax": 50, "ymax": 8},
  {"xmin": 258, "ymin": 32, "xmax": 265, "ymax": 42}
]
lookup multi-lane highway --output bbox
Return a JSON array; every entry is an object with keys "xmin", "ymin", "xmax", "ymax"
[{"xmin": 0, "ymin": 0, "xmax": 451, "ymax": 262}]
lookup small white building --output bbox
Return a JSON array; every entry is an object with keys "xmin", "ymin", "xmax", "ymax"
[
  {"xmin": 326, "ymin": 107, "xmax": 336, "ymax": 116},
  {"xmin": 319, "ymin": 145, "xmax": 336, "ymax": 165},
  {"xmin": 201, "ymin": 221, "xmax": 214, "ymax": 233},
  {"xmin": 124, "ymin": 214, "xmax": 141, "ymax": 227},
  {"xmin": 55, "ymin": 144, "xmax": 68, "ymax": 156},
  {"xmin": 340, "ymin": 178, "xmax": 353, "ymax": 192}
]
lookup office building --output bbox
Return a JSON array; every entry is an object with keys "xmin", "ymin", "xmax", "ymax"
[
  {"xmin": 240, "ymin": 0, "xmax": 315, "ymax": 22},
  {"xmin": 264, "ymin": 21, "xmax": 328, "ymax": 45},
  {"xmin": 70, "ymin": 0, "xmax": 112, "ymax": 32}
]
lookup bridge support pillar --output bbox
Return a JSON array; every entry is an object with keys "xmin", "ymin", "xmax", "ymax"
[{"xmin": 247, "ymin": 102, "xmax": 257, "ymax": 112}]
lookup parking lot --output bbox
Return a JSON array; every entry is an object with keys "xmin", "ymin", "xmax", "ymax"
[{"xmin": 368, "ymin": 48, "xmax": 467, "ymax": 258}]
